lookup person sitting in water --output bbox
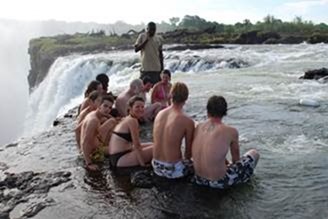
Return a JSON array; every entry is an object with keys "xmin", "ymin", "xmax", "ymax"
[
  {"xmin": 152, "ymin": 82, "xmax": 195, "ymax": 179},
  {"xmin": 192, "ymin": 95, "xmax": 260, "ymax": 189},
  {"xmin": 96, "ymin": 73, "xmax": 117, "ymax": 99},
  {"xmin": 115, "ymin": 79, "xmax": 143, "ymax": 117},
  {"xmin": 75, "ymin": 91, "xmax": 103, "ymax": 148},
  {"xmin": 80, "ymin": 95, "xmax": 118, "ymax": 171},
  {"xmin": 79, "ymin": 80, "xmax": 103, "ymax": 114},
  {"xmin": 151, "ymin": 69, "xmax": 172, "ymax": 108},
  {"xmin": 108, "ymin": 96, "xmax": 153, "ymax": 169},
  {"xmin": 139, "ymin": 76, "xmax": 162, "ymax": 122}
]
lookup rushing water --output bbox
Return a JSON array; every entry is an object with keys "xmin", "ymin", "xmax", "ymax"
[{"xmin": 1, "ymin": 44, "xmax": 328, "ymax": 218}]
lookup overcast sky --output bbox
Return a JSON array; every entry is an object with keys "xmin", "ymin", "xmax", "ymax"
[{"xmin": 1, "ymin": 0, "xmax": 328, "ymax": 24}]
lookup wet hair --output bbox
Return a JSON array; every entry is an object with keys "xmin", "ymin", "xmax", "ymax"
[
  {"xmin": 206, "ymin": 95, "xmax": 227, "ymax": 118},
  {"xmin": 161, "ymin": 69, "xmax": 171, "ymax": 78},
  {"xmin": 171, "ymin": 82, "xmax": 188, "ymax": 104},
  {"xmin": 96, "ymin": 73, "xmax": 109, "ymax": 90},
  {"xmin": 142, "ymin": 76, "xmax": 152, "ymax": 85},
  {"xmin": 101, "ymin": 94, "xmax": 114, "ymax": 104},
  {"xmin": 88, "ymin": 90, "xmax": 101, "ymax": 101},
  {"xmin": 127, "ymin": 96, "xmax": 145, "ymax": 114},
  {"xmin": 84, "ymin": 80, "xmax": 102, "ymax": 97}
]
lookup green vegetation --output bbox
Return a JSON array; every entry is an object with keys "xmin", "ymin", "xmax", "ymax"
[{"xmin": 28, "ymin": 15, "xmax": 328, "ymax": 89}]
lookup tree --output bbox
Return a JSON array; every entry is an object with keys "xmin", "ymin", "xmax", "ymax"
[{"xmin": 169, "ymin": 17, "xmax": 180, "ymax": 27}]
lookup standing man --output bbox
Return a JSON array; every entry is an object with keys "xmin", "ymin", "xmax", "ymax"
[
  {"xmin": 135, "ymin": 22, "xmax": 164, "ymax": 84},
  {"xmin": 152, "ymin": 82, "xmax": 195, "ymax": 179},
  {"xmin": 192, "ymin": 95, "xmax": 260, "ymax": 189}
]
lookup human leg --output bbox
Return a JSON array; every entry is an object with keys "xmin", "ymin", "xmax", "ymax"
[{"xmin": 116, "ymin": 146, "xmax": 153, "ymax": 167}]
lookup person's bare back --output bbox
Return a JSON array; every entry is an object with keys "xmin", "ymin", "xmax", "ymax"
[
  {"xmin": 153, "ymin": 106, "xmax": 194, "ymax": 162},
  {"xmin": 192, "ymin": 95, "xmax": 259, "ymax": 189},
  {"xmin": 192, "ymin": 121, "xmax": 239, "ymax": 180},
  {"xmin": 151, "ymin": 82, "xmax": 194, "ymax": 179}
]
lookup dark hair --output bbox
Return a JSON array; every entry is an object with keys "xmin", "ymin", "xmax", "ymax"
[
  {"xmin": 127, "ymin": 96, "xmax": 145, "ymax": 114},
  {"xmin": 142, "ymin": 76, "xmax": 152, "ymax": 85},
  {"xmin": 84, "ymin": 80, "xmax": 102, "ymax": 97},
  {"xmin": 171, "ymin": 82, "xmax": 188, "ymax": 104},
  {"xmin": 88, "ymin": 90, "xmax": 101, "ymax": 101},
  {"xmin": 96, "ymin": 73, "xmax": 109, "ymax": 90},
  {"xmin": 101, "ymin": 95, "xmax": 114, "ymax": 104},
  {"xmin": 206, "ymin": 95, "xmax": 227, "ymax": 118},
  {"xmin": 162, "ymin": 69, "xmax": 171, "ymax": 78},
  {"xmin": 147, "ymin": 22, "xmax": 156, "ymax": 29}
]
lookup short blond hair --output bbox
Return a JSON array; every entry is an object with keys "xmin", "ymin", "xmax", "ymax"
[{"xmin": 171, "ymin": 82, "xmax": 189, "ymax": 104}]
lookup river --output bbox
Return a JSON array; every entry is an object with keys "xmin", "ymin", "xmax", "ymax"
[{"xmin": 1, "ymin": 44, "xmax": 328, "ymax": 218}]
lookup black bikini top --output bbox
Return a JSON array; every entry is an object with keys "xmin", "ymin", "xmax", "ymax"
[{"xmin": 112, "ymin": 131, "xmax": 132, "ymax": 142}]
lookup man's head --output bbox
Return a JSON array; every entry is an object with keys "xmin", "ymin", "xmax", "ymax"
[
  {"xmin": 206, "ymin": 95, "xmax": 227, "ymax": 118},
  {"xmin": 171, "ymin": 82, "xmax": 189, "ymax": 104},
  {"xmin": 96, "ymin": 73, "xmax": 109, "ymax": 93},
  {"xmin": 147, "ymin": 22, "xmax": 156, "ymax": 37},
  {"xmin": 129, "ymin": 79, "xmax": 143, "ymax": 95},
  {"xmin": 98, "ymin": 95, "xmax": 114, "ymax": 116},
  {"xmin": 142, "ymin": 76, "xmax": 153, "ymax": 92}
]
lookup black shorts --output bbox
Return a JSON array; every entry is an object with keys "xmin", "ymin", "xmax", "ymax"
[{"xmin": 140, "ymin": 71, "xmax": 161, "ymax": 84}]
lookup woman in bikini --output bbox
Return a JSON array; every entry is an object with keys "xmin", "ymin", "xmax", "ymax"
[
  {"xmin": 108, "ymin": 96, "xmax": 153, "ymax": 169},
  {"xmin": 151, "ymin": 69, "xmax": 172, "ymax": 108}
]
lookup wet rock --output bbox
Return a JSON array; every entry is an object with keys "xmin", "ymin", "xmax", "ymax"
[
  {"xmin": 131, "ymin": 170, "xmax": 154, "ymax": 188},
  {"xmin": 165, "ymin": 44, "xmax": 224, "ymax": 51},
  {"xmin": 53, "ymin": 120, "xmax": 60, "ymax": 126},
  {"xmin": 5, "ymin": 142, "xmax": 18, "ymax": 148},
  {"xmin": 300, "ymin": 68, "xmax": 328, "ymax": 80},
  {"xmin": 20, "ymin": 198, "xmax": 55, "ymax": 218},
  {"xmin": 0, "ymin": 162, "xmax": 8, "ymax": 171},
  {"xmin": 0, "ymin": 171, "xmax": 71, "ymax": 217}
]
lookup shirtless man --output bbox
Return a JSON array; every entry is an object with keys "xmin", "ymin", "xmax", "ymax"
[
  {"xmin": 192, "ymin": 95, "xmax": 260, "ymax": 189},
  {"xmin": 152, "ymin": 82, "xmax": 194, "ymax": 179},
  {"xmin": 80, "ymin": 95, "xmax": 117, "ymax": 171},
  {"xmin": 115, "ymin": 79, "xmax": 143, "ymax": 117},
  {"xmin": 140, "ymin": 76, "xmax": 162, "ymax": 122}
]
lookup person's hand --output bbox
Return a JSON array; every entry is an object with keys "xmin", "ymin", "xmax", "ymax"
[{"xmin": 86, "ymin": 163, "xmax": 99, "ymax": 171}]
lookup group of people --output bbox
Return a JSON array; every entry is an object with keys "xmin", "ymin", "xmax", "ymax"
[{"xmin": 74, "ymin": 21, "xmax": 260, "ymax": 189}]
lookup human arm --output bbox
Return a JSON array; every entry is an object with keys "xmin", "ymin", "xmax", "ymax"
[
  {"xmin": 134, "ymin": 33, "xmax": 148, "ymax": 52},
  {"xmin": 128, "ymin": 118, "xmax": 146, "ymax": 166},
  {"xmin": 81, "ymin": 120, "xmax": 99, "ymax": 170},
  {"xmin": 230, "ymin": 128, "xmax": 240, "ymax": 163},
  {"xmin": 184, "ymin": 119, "xmax": 195, "ymax": 160},
  {"xmin": 151, "ymin": 83, "xmax": 160, "ymax": 104}
]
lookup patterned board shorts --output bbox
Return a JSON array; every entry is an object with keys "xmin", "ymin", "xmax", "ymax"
[
  {"xmin": 152, "ymin": 159, "xmax": 194, "ymax": 179},
  {"xmin": 192, "ymin": 154, "xmax": 257, "ymax": 189}
]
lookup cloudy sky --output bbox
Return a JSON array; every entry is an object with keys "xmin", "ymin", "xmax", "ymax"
[{"xmin": 1, "ymin": 0, "xmax": 327, "ymax": 24}]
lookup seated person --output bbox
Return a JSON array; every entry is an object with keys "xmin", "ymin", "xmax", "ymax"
[
  {"xmin": 108, "ymin": 96, "xmax": 153, "ymax": 169},
  {"xmin": 151, "ymin": 69, "xmax": 172, "ymax": 108},
  {"xmin": 139, "ymin": 76, "xmax": 162, "ymax": 122},
  {"xmin": 75, "ymin": 90, "xmax": 103, "ymax": 148},
  {"xmin": 96, "ymin": 73, "xmax": 117, "ymax": 99},
  {"xmin": 79, "ymin": 80, "xmax": 103, "ymax": 114},
  {"xmin": 115, "ymin": 79, "xmax": 143, "ymax": 117},
  {"xmin": 192, "ymin": 95, "xmax": 260, "ymax": 189},
  {"xmin": 152, "ymin": 82, "xmax": 194, "ymax": 179},
  {"xmin": 80, "ymin": 95, "xmax": 118, "ymax": 171}
]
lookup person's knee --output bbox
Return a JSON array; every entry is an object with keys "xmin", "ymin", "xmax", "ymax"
[{"xmin": 247, "ymin": 149, "xmax": 260, "ymax": 162}]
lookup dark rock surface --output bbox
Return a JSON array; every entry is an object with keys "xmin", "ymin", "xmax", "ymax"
[{"xmin": 300, "ymin": 68, "xmax": 328, "ymax": 80}]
